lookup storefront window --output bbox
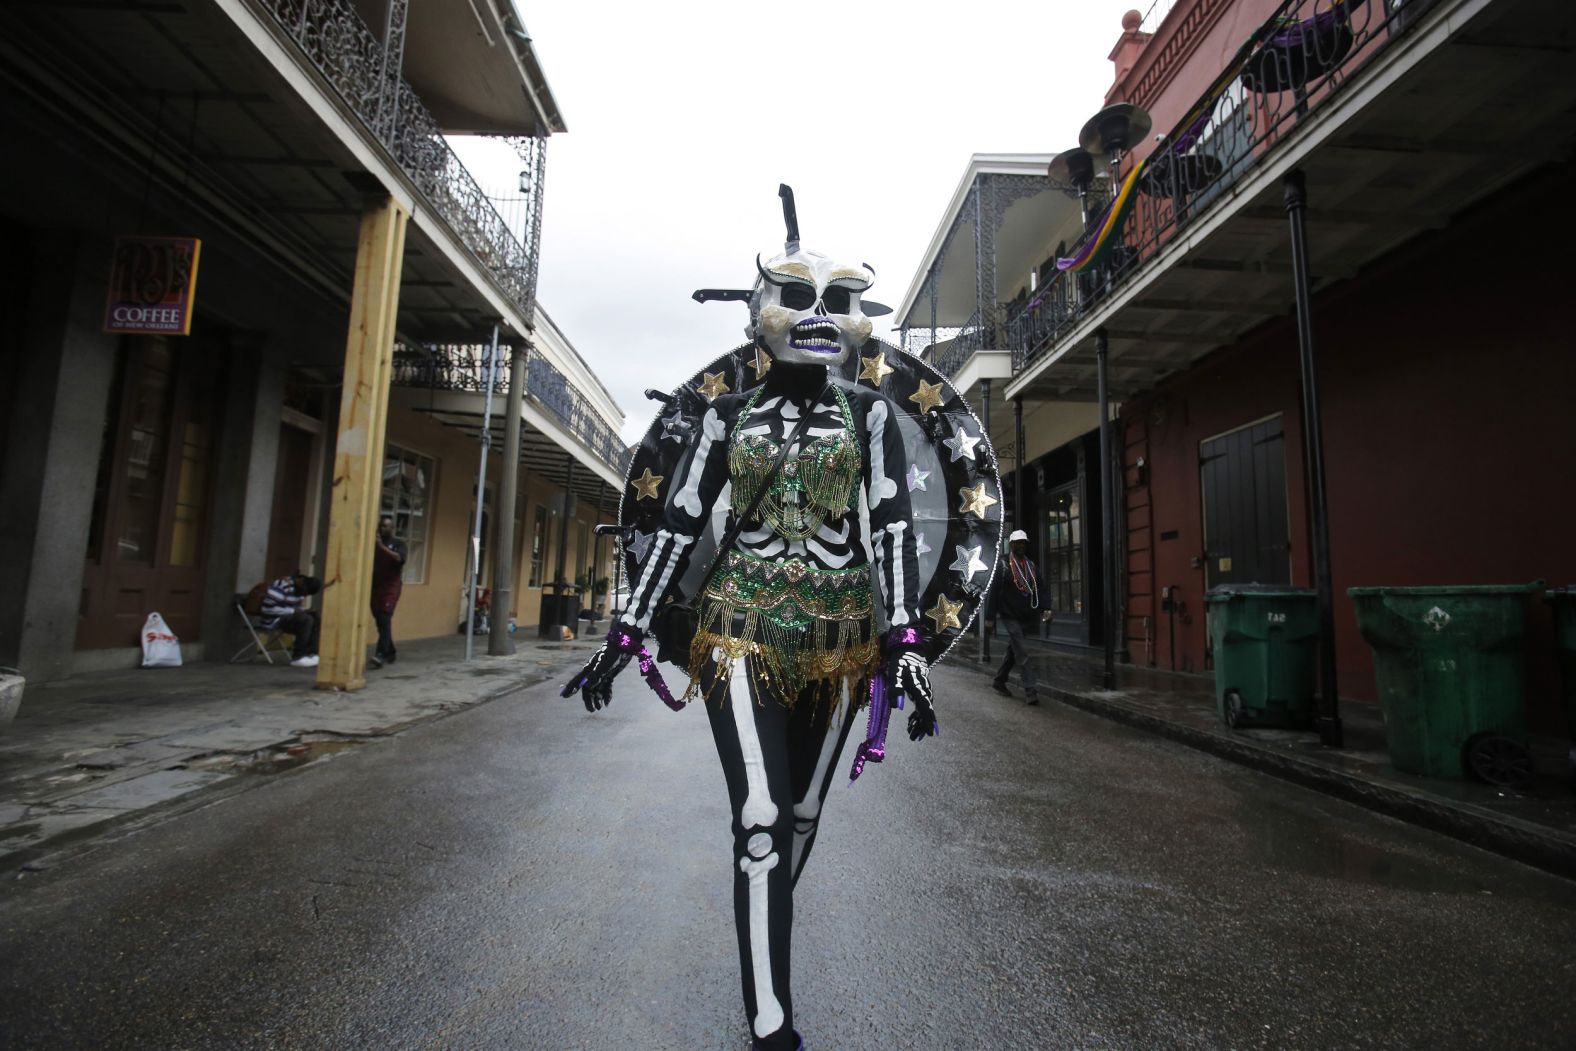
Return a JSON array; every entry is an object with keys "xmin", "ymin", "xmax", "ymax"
[
  {"xmin": 527, "ymin": 504, "xmax": 547, "ymax": 587},
  {"xmin": 1044, "ymin": 484, "xmax": 1082, "ymax": 615},
  {"xmin": 168, "ymin": 418, "xmax": 213, "ymax": 566},
  {"xmin": 117, "ymin": 338, "xmax": 176, "ymax": 563},
  {"xmin": 380, "ymin": 443, "xmax": 434, "ymax": 583}
]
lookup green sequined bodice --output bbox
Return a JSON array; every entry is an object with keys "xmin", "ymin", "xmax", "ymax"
[{"xmin": 728, "ymin": 386, "xmax": 860, "ymax": 541}]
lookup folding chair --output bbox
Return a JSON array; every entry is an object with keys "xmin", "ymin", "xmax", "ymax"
[{"xmin": 229, "ymin": 593, "xmax": 294, "ymax": 665}]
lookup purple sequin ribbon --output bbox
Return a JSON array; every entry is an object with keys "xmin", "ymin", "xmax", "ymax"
[
  {"xmin": 850, "ymin": 669, "xmax": 902, "ymax": 783},
  {"xmin": 637, "ymin": 645, "xmax": 683, "ymax": 711},
  {"xmin": 609, "ymin": 628, "xmax": 683, "ymax": 712}
]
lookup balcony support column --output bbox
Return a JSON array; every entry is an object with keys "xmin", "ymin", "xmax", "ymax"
[
  {"xmin": 978, "ymin": 379, "xmax": 993, "ymax": 665},
  {"xmin": 317, "ymin": 196, "xmax": 408, "ymax": 691},
  {"xmin": 1284, "ymin": 170, "xmax": 1343, "ymax": 748},
  {"xmin": 973, "ymin": 178, "xmax": 996, "ymax": 343},
  {"xmin": 928, "ymin": 267, "xmax": 938, "ymax": 352},
  {"xmin": 1013, "ymin": 396, "xmax": 1025, "ymax": 529},
  {"xmin": 1097, "ymin": 328, "xmax": 1116, "ymax": 691},
  {"xmin": 488, "ymin": 341, "xmax": 528, "ymax": 656},
  {"xmin": 547, "ymin": 456, "xmax": 577, "ymax": 637}
]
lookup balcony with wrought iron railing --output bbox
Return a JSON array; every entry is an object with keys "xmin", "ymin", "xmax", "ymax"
[
  {"xmin": 523, "ymin": 354, "xmax": 631, "ymax": 474},
  {"xmin": 1005, "ymin": 0, "xmax": 1434, "ymax": 372},
  {"xmin": 264, "ymin": 0, "xmax": 546, "ymax": 320},
  {"xmin": 926, "ymin": 311, "xmax": 986, "ymax": 380},
  {"xmin": 392, "ymin": 344, "xmax": 630, "ymax": 475}
]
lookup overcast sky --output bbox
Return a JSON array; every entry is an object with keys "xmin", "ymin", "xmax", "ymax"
[{"xmin": 455, "ymin": 1, "xmax": 1143, "ymax": 443}]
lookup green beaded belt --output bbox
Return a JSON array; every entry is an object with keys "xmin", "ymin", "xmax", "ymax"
[{"xmin": 685, "ymin": 550, "xmax": 878, "ymax": 703}]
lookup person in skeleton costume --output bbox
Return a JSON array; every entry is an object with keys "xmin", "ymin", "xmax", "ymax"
[{"xmin": 564, "ymin": 187, "xmax": 1000, "ymax": 1051}]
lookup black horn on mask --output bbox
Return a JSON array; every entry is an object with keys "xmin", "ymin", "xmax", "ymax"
[{"xmin": 755, "ymin": 253, "xmax": 787, "ymax": 287}]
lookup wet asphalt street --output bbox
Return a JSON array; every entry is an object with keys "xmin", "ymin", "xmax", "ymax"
[{"xmin": 2, "ymin": 654, "xmax": 1575, "ymax": 1051}]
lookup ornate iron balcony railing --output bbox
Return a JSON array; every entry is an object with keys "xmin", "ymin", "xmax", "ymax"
[
  {"xmin": 1015, "ymin": 0, "xmax": 1435, "ymax": 372},
  {"xmin": 264, "ymin": 0, "xmax": 545, "ymax": 319},
  {"xmin": 928, "ymin": 310, "xmax": 985, "ymax": 380},
  {"xmin": 391, "ymin": 344, "xmax": 630, "ymax": 475},
  {"xmin": 525, "ymin": 355, "xmax": 631, "ymax": 474},
  {"xmin": 391, "ymin": 343, "xmax": 507, "ymax": 395}
]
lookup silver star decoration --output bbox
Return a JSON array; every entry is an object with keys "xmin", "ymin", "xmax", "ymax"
[
  {"xmin": 942, "ymin": 425, "xmax": 981, "ymax": 463},
  {"xmin": 915, "ymin": 530, "xmax": 932, "ymax": 557},
  {"xmin": 949, "ymin": 544, "xmax": 987, "ymax": 582},
  {"xmin": 628, "ymin": 530, "xmax": 655, "ymax": 564},
  {"xmin": 906, "ymin": 464, "xmax": 931, "ymax": 492},
  {"xmin": 658, "ymin": 410, "xmax": 689, "ymax": 444}
]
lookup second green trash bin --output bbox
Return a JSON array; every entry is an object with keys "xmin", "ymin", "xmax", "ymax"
[
  {"xmin": 1348, "ymin": 584, "xmax": 1539, "ymax": 785},
  {"xmin": 1206, "ymin": 586, "xmax": 1319, "ymax": 730},
  {"xmin": 1548, "ymin": 586, "xmax": 1576, "ymax": 775}
]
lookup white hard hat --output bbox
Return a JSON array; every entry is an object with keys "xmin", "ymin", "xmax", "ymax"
[{"xmin": 1008, "ymin": 529, "xmax": 1029, "ymax": 543}]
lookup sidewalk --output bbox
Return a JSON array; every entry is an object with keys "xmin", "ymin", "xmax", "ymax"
[
  {"xmin": 0, "ymin": 634, "xmax": 599, "ymax": 873},
  {"xmin": 955, "ymin": 635, "xmax": 1576, "ymax": 880}
]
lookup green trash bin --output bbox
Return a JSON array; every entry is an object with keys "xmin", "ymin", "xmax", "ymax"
[
  {"xmin": 1205, "ymin": 586, "xmax": 1319, "ymax": 730},
  {"xmin": 1549, "ymin": 587, "xmax": 1576, "ymax": 765},
  {"xmin": 1348, "ymin": 584, "xmax": 1540, "ymax": 785}
]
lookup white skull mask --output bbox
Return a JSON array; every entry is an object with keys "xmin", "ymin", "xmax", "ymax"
[{"xmin": 749, "ymin": 248, "xmax": 875, "ymax": 367}]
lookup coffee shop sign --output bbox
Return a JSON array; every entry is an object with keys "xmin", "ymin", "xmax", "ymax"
[{"xmin": 103, "ymin": 236, "xmax": 202, "ymax": 336}]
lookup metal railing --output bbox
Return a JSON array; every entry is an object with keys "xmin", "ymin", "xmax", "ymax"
[
  {"xmin": 392, "ymin": 343, "xmax": 507, "ymax": 395},
  {"xmin": 525, "ymin": 355, "xmax": 632, "ymax": 474},
  {"xmin": 1014, "ymin": 0, "xmax": 1434, "ymax": 371},
  {"xmin": 928, "ymin": 311, "xmax": 985, "ymax": 380},
  {"xmin": 391, "ymin": 344, "xmax": 630, "ymax": 475},
  {"xmin": 264, "ymin": 0, "xmax": 544, "ymax": 319},
  {"xmin": 1138, "ymin": 0, "xmax": 1182, "ymax": 34}
]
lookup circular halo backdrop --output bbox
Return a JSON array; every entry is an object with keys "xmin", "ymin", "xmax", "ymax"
[{"xmin": 619, "ymin": 338, "xmax": 1004, "ymax": 669}]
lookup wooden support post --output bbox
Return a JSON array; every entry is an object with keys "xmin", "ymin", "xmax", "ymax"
[{"xmin": 316, "ymin": 196, "xmax": 408, "ymax": 691}]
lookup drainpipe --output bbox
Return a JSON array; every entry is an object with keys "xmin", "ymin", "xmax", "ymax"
[
  {"xmin": 1096, "ymin": 328, "xmax": 1116, "ymax": 690},
  {"xmin": 1284, "ymin": 169, "xmax": 1343, "ymax": 748},
  {"xmin": 488, "ymin": 340, "xmax": 526, "ymax": 656}
]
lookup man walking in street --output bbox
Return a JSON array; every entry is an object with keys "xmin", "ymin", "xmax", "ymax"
[
  {"xmin": 368, "ymin": 514, "xmax": 407, "ymax": 670},
  {"xmin": 986, "ymin": 528, "xmax": 1050, "ymax": 704},
  {"xmin": 258, "ymin": 574, "xmax": 322, "ymax": 668}
]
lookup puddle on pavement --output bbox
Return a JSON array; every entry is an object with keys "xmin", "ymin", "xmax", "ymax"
[
  {"xmin": 0, "ymin": 822, "xmax": 42, "ymax": 842},
  {"xmin": 183, "ymin": 735, "xmax": 364, "ymax": 776}
]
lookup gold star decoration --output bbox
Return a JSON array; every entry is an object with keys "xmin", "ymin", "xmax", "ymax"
[
  {"xmin": 908, "ymin": 378, "xmax": 946, "ymax": 414},
  {"xmin": 857, "ymin": 351, "xmax": 895, "ymax": 387},
  {"xmin": 630, "ymin": 467, "xmax": 664, "ymax": 501},
  {"xmin": 958, "ymin": 482, "xmax": 998, "ymax": 517},
  {"xmin": 750, "ymin": 346, "xmax": 773, "ymax": 380},
  {"xmin": 925, "ymin": 593, "xmax": 965, "ymax": 634},
  {"xmin": 697, "ymin": 370, "xmax": 731, "ymax": 402}
]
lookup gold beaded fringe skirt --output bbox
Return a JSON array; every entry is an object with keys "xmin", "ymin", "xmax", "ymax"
[{"xmin": 685, "ymin": 550, "xmax": 879, "ymax": 707}]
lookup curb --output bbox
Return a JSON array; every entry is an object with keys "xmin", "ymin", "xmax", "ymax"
[
  {"xmin": 962, "ymin": 658, "xmax": 1576, "ymax": 881},
  {"xmin": 1, "ymin": 661, "xmax": 567, "ymax": 880}
]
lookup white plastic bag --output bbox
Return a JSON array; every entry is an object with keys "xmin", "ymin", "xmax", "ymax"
[{"xmin": 140, "ymin": 612, "xmax": 182, "ymax": 668}]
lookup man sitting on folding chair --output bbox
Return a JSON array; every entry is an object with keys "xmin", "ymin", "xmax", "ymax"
[
  {"xmin": 260, "ymin": 575, "xmax": 322, "ymax": 668},
  {"xmin": 231, "ymin": 583, "xmax": 294, "ymax": 665}
]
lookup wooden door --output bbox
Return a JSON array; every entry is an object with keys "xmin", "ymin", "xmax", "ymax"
[
  {"xmin": 78, "ymin": 335, "xmax": 223, "ymax": 648},
  {"xmin": 264, "ymin": 425, "xmax": 314, "ymax": 585},
  {"xmin": 1199, "ymin": 415, "xmax": 1290, "ymax": 589}
]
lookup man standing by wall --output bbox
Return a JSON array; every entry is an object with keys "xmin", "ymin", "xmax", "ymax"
[
  {"xmin": 986, "ymin": 529, "xmax": 1050, "ymax": 705},
  {"xmin": 368, "ymin": 513, "xmax": 406, "ymax": 669}
]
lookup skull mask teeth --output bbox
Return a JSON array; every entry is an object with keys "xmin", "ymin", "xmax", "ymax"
[{"xmin": 750, "ymin": 249, "xmax": 875, "ymax": 367}]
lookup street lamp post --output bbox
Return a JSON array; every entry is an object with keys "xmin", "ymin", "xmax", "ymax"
[{"xmin": 465, "ymin": 325, "xmax": 501, "ymax": 661}]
